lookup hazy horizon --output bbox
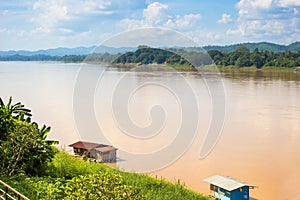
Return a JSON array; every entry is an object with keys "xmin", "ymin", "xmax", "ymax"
[{"xmin": 0, "ymin": 41, "xmax": 299, "ymax": 52}]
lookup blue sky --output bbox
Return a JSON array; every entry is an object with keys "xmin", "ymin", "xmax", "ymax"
[{"xmin": 0, "ymin": 0, "xmax": 299, "ymax": 50}]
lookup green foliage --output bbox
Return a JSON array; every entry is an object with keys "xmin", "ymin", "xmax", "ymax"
[
  {"xmin": 208, "ymin": 49, "xmax": 300, "ymax": 69},
  {"xmin": 0, "ymin": 174, "xmax": 58, "ymax": 199},
  {"xmin": 113, "ymin": 47, "xmax": 192, "ymax": 66},
  {"xmin": 236, "ymin": 53, "xmax": 252, "ymax": 67},
  {"xmin": 204, "ymin": 42, "xmax": 297, "ymax": 53},
  {"xmin": 0, "ymin": 54, "xmax": 86, "ymax": 62},
  {"xmin": 288, "ymin": 42, "xmax": 300, "ymax": 52},
  {"xmin": 1, "ymin": 151, "xmax": 210, "ymax": 200},
  {"xmin": 55, "ymin": 173, "xmax": 143, "ymax": 200},
  {"xmin": 60, "ymin": 55, "xmax": 86, "ymax": 62},
  {"xmin": 251, "ymin": 49, "xmax": 265, "ymax": 69},
  {"xmin": 2, "ymin": 42, "xmax": 299, "ymax": 70},
  {"xmin": 0, "ymin": 96, "xmax": 57, "ymax": 176},
  {"xmin": 84, "ymin": 53, "xmax": 119, "ymax": 63},
  {"xmin": 112, "ymin": 47, "xmax": 217, "ymax": 70},
  {"xmin": 46, "ymin": 150, "xmax": 105, "ymax": 178},
  {"xmin": 235, "ymin": 45, "xmax": 250, "ymax": 53},
  {"xmin": 207, "ymin": 50, "xmax": 223, "ymax": 65},
  {"xmin": 0, "ymin": 96, "xmax": 31, "ymax": 140}
]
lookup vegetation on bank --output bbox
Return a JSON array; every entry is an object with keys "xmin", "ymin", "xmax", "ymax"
[
  {"xmin": 112, "ymin": 46, "xmax": 191, "ymax": 66},
  {"xmin": 1, "ymin": 151, "xmax": 209, "ymax": 200},
  {"xmin": 112, "ymin": 45, "xmax": 300, "ymax": 70},
  {"xmin": 0, "ymin": 97, "xmax": 210, "ymax": 200},
  {"xmin": 1, "ymin": 45, "xmax": 299, "ymax": 70},
  {"xmin": 0, "ymin": 97, "xmax": 57, "ymax": 176},
  {"xmin": 208, "ymin": 45, "xmax": 300, "ymax": 69}
]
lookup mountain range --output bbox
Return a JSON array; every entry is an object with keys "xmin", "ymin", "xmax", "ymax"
[
  {"xmin": 0, "ymin": 42, "xmax": 299, "ymax": 57},
  {"xmin": 203, "ymin": 42, "xmax": 300, "ymax": 53}
]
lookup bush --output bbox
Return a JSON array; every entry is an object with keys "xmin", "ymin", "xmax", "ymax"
[{"xmin": 54, "ymin": 173, "xmax": 143, "ymax": 200}]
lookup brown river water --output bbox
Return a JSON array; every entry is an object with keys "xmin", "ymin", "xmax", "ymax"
[{"xmin": 0, "ymin": 62, "xmax": 300, "ymax": 199}]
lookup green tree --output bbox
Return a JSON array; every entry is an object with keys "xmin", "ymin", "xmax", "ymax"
[
  {"xmin": 208, "ymin": 50, "xmax": 223, "ymax": 64},
  {"xmin": 0, "ymin": 96, "xmax": 57, "ymax": 176},
  {"xmin": 0, "ymin": 96, "xmax": 31, "ymax": 140},
  {"xmin": 251, "ymin": 48, "xmax": 264, "ymax": 69},
  {"xmin": 235, "ymin": 45, "xmax": 250, "ymax": 54},
  {"xmin": 236, "ymin": 53, "xmax": 252, "ymax": 67}
]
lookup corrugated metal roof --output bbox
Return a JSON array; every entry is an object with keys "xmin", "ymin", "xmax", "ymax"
[
  {"xmin": 69, "ymin": 141, "xmax": 101, "ymax": 150},
  {"xmin": 94, "ymin": 146, "xmax": 117, "ymax": 152},
  {"xmin": 203, "ymin": 175, "xmax": 255, "ymax": 191}
]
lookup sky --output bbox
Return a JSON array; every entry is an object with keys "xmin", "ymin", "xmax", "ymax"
[{"xmin": 0, "ymin": 0, "xmax": 299, "ymax": 50}]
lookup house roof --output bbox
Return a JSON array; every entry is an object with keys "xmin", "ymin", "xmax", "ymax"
[
  {"xmin": 69, "ymin": 141, "xmax": 117, "ymax": 152},
  {"xmin": 69, "ymin": 141, "xmax": 103, "ymax": 150},
  {"xmin": 203, "ymin": 175, "xmax": 256, "ymax": 191},
  {"xmin": 94, "ymin": 146, "xmax": 117, "ymax": 153}
]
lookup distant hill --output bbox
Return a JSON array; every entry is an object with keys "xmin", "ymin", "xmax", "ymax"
[
  {"xmin": 0, "ymin": 46, "xmax": 94, "ymax": 57},
  {"xmin": 288, "ymin": 42, "xmax": 300, "ymax": 52},
  {"xmin": 203, "ymin": 42, "xmax": 300, "ymax": 53},
  {"xmin": 0, "ymin": 46, "xmax": 136, "ymax": 57},
  {"xmin": 0, "ymin": 42, "xmax": 299, "ymax": 58}
]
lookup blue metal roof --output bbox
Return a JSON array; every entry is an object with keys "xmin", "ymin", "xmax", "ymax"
[{"xmin": 203, "ymin": 175, "xmax": 255, "ymax": 191}]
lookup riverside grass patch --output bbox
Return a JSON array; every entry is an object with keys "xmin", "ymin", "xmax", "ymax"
[{"xmin": 1, "ymin": 151, "xmax": 210, "ymax": 200}]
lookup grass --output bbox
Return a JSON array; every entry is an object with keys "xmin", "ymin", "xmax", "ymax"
[
  {"xmin": 217, "ymin": 65, "xmax": 299, "ymax": 72},
  {"xmin": 0, "ymin": 150, "xmax": 210, "ymax": 200}
]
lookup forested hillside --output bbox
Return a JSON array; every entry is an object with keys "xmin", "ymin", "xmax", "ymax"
[
  {"xmin": 208, "ymin": 46, "xmax": 300, "ymax": 68},
  {"xmin": 1, "ymin": 44, "xmax": 299, "ymax": 69},
  {"xmin": 203, "ymin": 42, "xmax": 300, "ymax": 53},
  {"xmin": 113, "ymin": 45, "xmax": 300, "ymax": 69}
]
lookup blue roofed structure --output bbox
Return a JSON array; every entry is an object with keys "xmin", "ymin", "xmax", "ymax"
[{"xmin": 203, "ymin": 175, "xmax": 256, "ymax": 200}]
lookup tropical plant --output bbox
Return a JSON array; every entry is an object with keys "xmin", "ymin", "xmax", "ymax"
[
  {"xmin": 0, "ymin": 96, "xmax": 57, "ymax": 176},
  {"xmin": 0, "ymin": 96, "xmax": 31, "ymax": 140}
]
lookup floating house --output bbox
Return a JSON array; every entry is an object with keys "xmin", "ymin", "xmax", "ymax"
[
  {"xmin": 69, "ymin": 141, "xmax": 117, "ymax": 163},
  {"xmin": 203, "ymin": 175, "xmax": 256, "ymax": 200}
]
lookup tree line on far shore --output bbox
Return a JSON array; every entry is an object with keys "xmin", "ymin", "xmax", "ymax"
[
  {"xmin": 208, "ymin": 46, "xmax": 300, "ymax": 69},
  {"xmin": 1, "ymin": 45, "xmax": 299, "ymax": 69},
  {"xmin": 114, "ymin": 45, "xmax": 300, "ymax": 69}
]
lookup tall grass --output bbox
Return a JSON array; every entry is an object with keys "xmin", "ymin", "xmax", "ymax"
[{"xmin": 1, "ymin": 150, "xmax": 210, "ymax": 200}]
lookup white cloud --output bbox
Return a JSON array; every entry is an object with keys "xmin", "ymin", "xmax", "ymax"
[
  {"xmin": 237, "ymin": 0, "xmax": 273, "ymax": 10},
  {"xmin": 31, "ymin": 0, "xmax": 71, "ymax": 30},
  {"xmin": 2, "ymin": 10, "xmax": 9, "ymax": 15},
  {"xmin": 227, "ymin": 0, "xmax": 300, "ymax": 43},
  {"xmin": 118, "ymin": 2, "xmax": 169, "ymax": 29},
  {"xmin": 119, "ymin": 2, "xmax": 200, "ymax": 31},
  {"xmin": 59, "ymin": 28, "xmax": 73, "ymax": 34},
  {"xmin": 71, "ymin": 0, "xmax": 112, "ymax": 14},
  {"xmin": 236, "ymin": 0, "xmax": 273, "ymax": 17},
  {"xmin": 0, "ymin": 28, "xmax": 7, "ymax": 33},
  {"xmin": 119, "ymin": 19, "xmax": 145, "ymax": 30},
  {"xmin": 217, "ymin": 13, "xmax": 232, "ymax": 24},
  {"xmin": 276, "ymin": 0, "xmax": 300, "ymax": 7},
  {"xmin": 30, "ymin": 0, "xmax": 113, "ymax": 32},
  {"xmin": 143, "ymin": 2, "xmax": 168, "ymax": 25},
  {"xmin": 3, "ymin": 0, "xmax": 298, "ymax": 50},
  {"xmin": 185, "ymin": 30, "xmax": 221, "ymax": 46},
  {"xmin": 31, "ymin": 27, "xmax": 51, "ymax": 34},
  {"xmin": 231, "ymin": 19, "xmax": 285, "ymax": 36},
  {"xmin": 166, "ymin": 14, "xmax": 201, "ymax": 29},
  {"xmin": 226, "ymin": 27, "xmax": 245, "ymax": 36}
]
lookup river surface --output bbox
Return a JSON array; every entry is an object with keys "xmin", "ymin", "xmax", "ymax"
[{"xmin": 1, "ymin": 62, "xmax": 300, "ymax": 200}]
